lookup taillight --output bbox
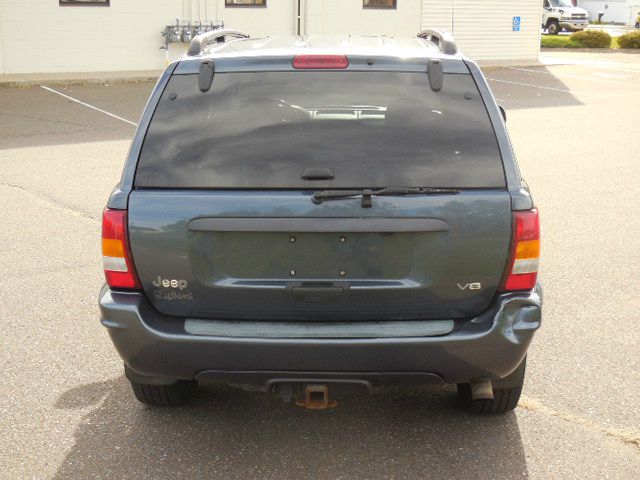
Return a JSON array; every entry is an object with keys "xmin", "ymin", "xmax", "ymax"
[
  {"xmin": 102, "ymin": 209, "xmax": 141, "ymax": 289},
  {"xmin": 502, "ymin": 209, "xmax": 540, "ymax": 292},
  {"xmin": 293, "ymin": 55, "xmax": 349, "ymax": 69}
]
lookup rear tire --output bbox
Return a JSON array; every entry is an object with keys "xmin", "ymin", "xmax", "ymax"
[
  {"xmin": 547, "ymin": 20, "xmax": 560, "ymax": 35},
  {"xmin": 130, "ymin": 380, "xmax": 196, "ymax": 407},
  {"xmin": 457, "ymin": 357, "xmax": 526, "ymax": 414}
]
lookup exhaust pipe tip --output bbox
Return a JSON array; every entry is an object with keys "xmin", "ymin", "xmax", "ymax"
[{"xmin": 469, "ymin": 379, "xmax": 494, "ymax": 400}]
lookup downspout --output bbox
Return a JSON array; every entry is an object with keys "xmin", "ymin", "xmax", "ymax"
[{"xmin": 295, "ymin": 0, "xmax": 307, "ymax": 37}]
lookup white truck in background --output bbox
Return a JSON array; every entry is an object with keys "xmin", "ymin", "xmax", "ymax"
[{"xmin": 542, "ymin": 0, "xmax": 589, "ymax": 34}]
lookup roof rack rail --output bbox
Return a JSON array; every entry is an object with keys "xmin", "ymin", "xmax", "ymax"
[
  {"xmin": 417, "ymin": 29, "xmax": 457, "ymax": 55},
  {"xmin": 187, "ymin": 28, "xmax": 250, "ymax": 56}
]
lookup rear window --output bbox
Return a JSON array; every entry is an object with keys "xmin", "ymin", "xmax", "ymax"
[{"xmin": 135, "ymin": 71, "xmax": 505, "ymax": 189}]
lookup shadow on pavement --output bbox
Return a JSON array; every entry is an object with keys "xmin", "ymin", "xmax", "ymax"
[
  {"xmin": 484, "ymin": 66, "xmax": 584, "ymax": 110},
  {"xmin": 0, "ymin": 83, "xmax": 153, "ymax": 150},
  {"xmin": 53, "ymin": 376, "xmax": 528, "ymax": 479}
]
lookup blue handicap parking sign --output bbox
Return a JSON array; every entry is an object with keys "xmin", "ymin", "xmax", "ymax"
[{"xmin": 513, "ymin": 16, "xmax": 521, "ymax": 31}]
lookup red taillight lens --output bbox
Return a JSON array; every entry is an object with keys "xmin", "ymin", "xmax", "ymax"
[
  {"xmin": 502, "ymin": 209, "xmax": 540, "ymax": 292},
  {"xmin": 293, "ymin": 55, "xmax": 349, "ymax": 69},
  {"xmin": 102, "ymin": 209, "xmax": 141, "ymax": 289}
]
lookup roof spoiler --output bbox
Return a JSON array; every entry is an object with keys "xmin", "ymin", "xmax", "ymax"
[
  {"xmin": 417, "ymin": 29, "xmax": 458, "ymax": 55},
  {"xmin": 187, "ymin": 28, "xmax": 250, "ymax": 56}
]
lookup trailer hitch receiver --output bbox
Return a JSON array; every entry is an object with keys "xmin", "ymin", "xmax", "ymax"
[{"xmin": 295, "ymin": 384, "xmax": 337, "ymax": 410}]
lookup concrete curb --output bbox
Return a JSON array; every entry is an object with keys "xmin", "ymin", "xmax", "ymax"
[
  {"xmin": 541, "ymin": 47, "xmax": 640, "ymax": 54},
  {"xmin": 0, "ymin": 71, "xmax": 162, "ymax": 88},
  {"xmin": 478, "ymin": 59, "xmax": 543, "ymax": 68}
]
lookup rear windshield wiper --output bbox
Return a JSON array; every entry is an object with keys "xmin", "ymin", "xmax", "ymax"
[{"xmin": 312, "ymin": 187, "xmax": 460, "ymax": 208}]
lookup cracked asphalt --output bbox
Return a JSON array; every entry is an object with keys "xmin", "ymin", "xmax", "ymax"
[{"xmin": 1, "ymin": 52, "xmax": 639, "ymax": 479}]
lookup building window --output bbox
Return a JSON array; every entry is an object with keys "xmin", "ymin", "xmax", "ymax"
[
  {"xmin": 225, "ymin": 0, "xmax": 267, "ymax": 7},
  {"xmin": 59, "ymin": 0, "xmax": 110, "ymax": 5},
  {"xmin": 363, "ymin": 0, "xmax": 397, "ymax": 9}
]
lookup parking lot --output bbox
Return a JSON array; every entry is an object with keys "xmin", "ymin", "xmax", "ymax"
[{"xmin": 1, "ymin": 52, "xmax": 639, "ymax": 479}]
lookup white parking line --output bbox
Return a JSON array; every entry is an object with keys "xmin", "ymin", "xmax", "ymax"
[
  {"xmin": 511, "ymin": 67, "xmax": 640, "ymax": 89},
  {"xmin": 40, "ymin": 85, "xmax": 138, "ymax": 126},
  {"xmin": 485, "ymin": 77, "xmax": 589, "ymax": 95}
]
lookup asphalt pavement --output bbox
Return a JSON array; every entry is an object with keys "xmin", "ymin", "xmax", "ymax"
[{"xmin": 1, "ymin": 52, "xmax": 639, "ymax": 479}]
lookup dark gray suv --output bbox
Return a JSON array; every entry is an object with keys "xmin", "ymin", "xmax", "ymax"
[{"xmin": 100, "ymin": 29, "xmax": 541, "ymax": 413}]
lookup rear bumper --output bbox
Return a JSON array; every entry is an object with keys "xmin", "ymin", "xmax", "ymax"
[
  {"xmin": 100, "ymin": 285, "xmax": 542, "ymax": 388},
  {"xmin": 560, "ymin": 21, "xmax": 588, "ymax": 30}
]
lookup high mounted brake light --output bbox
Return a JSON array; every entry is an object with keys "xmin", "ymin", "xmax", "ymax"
[
  {"xmin": 501, "ymin": 209, "xmax": 540, "ymax": 292},
  {"xmin": 102, "ymin": 209, "xmax": 141, "ymax": 289},
  {"xmin": 293, "ymin": 55, "xmax": 349, "ymax": 69}
]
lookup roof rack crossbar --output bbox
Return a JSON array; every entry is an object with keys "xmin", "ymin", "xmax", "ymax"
[
  {"xmin": 187, "ymin": 28, "xmax": 251, "ymax": 56},
  {"xmin": 417, "ymin": 29, "xmax": 457, "ymax": 55}
]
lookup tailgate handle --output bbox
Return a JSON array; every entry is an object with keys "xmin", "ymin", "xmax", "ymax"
[
  {"xmin": 188, "ymin": 218, "xmax": 449, "ymax": 233},
  {"xmin": 291, "ymin": 283, "xmax": 346, "ymax": 301}
]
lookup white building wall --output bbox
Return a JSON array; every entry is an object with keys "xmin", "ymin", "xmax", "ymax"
[
  {"xmin": 631, "ymin": 2, "xmax": 640, "ymax": 25},
  {"xmin": 305, "ymin": 0, "xmax": 422, "ymax": 37},
  {"xmin": 0, "ymin": 0, "xmax": 187, "ymax": 74},
  {"xmin": 422, "ymin": 0, "xmax": 542, "ymax": 61},
  {"xmin": 208, "ymin": 0, "xmax": 297, "ymax": 36},
  {"xmin": 578, "ymin": 0, "xmax": 628, "ymax": 22},
  {"xmin": 421, "ymin": 0, "xmax": 455, "ymax": 32},
  {"xmin": 0, "ymin": 0, "xmax": 542, "ymax": 75}
]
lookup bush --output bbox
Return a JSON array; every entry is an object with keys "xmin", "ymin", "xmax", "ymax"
[
  {"xmin": 618, "ymin": 31, "xmax": 640, "ymax": 49},
  {"xmin": 541, "ymin": 36, "xmax": 578, "ymax": 48},
  {"xmin": 569, "ymin": 30, "xmax": 612, "ymax": 48}
]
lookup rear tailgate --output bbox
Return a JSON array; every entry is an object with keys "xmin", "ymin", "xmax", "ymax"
[{"xmin": 128, "ymin": 190, "xmax": 511, "ymax": 320}]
